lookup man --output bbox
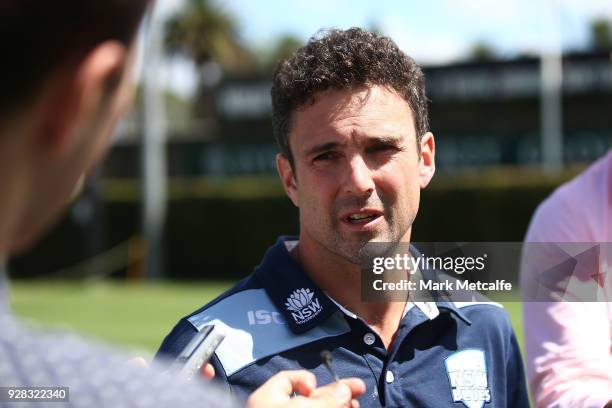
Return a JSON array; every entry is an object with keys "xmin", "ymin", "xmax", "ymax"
[
  {"xmin": 521, "ymin": 150, "xmax": 612, "ymax": 408},
  {"xmin": 0, "ymin": 2, "xmax": 364, "ymax": 407},
  {"xmin": 157, "ymin": 28, "xmax": 529, "ymax": 407}
]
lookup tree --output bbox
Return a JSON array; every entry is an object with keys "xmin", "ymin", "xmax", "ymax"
[
  {"xmin": 261, "ymin": 35, "xmax": 303, "ymax": 72},
  {"xmin": 589, "ymin": 19, "xmax": 612, "ymax": 51},
  {"xmin": 469, "ymin": 41, "xmax": 497, "ymax": 61},
  {"xmin": 165, "ymin": 0, "xmax": 254, "ymax": 73}
]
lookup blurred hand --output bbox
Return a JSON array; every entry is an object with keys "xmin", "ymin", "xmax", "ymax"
[
  {"xmin": 247, "ymin": 370, "xmax": 365, "ymax": 408},
  {"xmin": 200, "ymin": 363, "xmax": 215, "ymax": 380},
  {"xmin": 127, "ymin": 357, "xmax": 148, "ymax": 368}
]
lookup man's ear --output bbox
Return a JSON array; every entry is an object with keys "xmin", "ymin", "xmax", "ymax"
[
  {"xmin": 42, "ymin": 41, "xmax": 128, "ymax": 154},
  {"xmin": 276, "ymin": 153, "xmax": 299, "ymax": 207},
  {"xmin": 419, "ymin": 132, "xmax": 436, "ymax": 188}
]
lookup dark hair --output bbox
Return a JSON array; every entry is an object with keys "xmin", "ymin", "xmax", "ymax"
[
  {"xmin": 271, "ymin": 27, "xmax": 429, "ymax": 166},
  {"xmin": 0, "ymin": 0, "xmax": 151, "ymax": 115}
]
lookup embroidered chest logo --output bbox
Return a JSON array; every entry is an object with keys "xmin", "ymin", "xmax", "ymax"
[
  {"xmin": 445, "ymin": 349, "xmax": 491, "ymax": 408},
  {"xmin": 284, "ymin": 288, "xmax": 322, "ymax": 324}
]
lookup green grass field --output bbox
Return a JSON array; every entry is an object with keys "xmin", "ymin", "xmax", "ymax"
[{"xmin": 9, "ymin": 280, "xmax": 524, "ymax": 358}]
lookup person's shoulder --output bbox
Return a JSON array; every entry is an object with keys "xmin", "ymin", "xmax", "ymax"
[
  {"xmin": 187, "ymin": 273, "xmax": 263, "ymax": 320},
  {"xmin": 0, "ymin": 315, "xmax": 237, "ymax": 407},
  {"xmin": 156, "ymin": 273, "xmax": 262, "ymax": 359},
  {"xmin": 551, "ymin": 150, "xmax": 610, "ymax": 200},
  {"xmin": 159, "ymin": 273, "xmax": 351, "ymax": 379},
  {"xmin": 527, "ymin": 151, "xmax": 611, "ymax": 242},
  {"xmin": 184, "ymin": 278, "xmax": 351, "ymax": 378}
]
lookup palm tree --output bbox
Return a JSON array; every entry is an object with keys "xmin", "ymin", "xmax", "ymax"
[
  {"xmin": 165, "ymin": 0, "xmax": 254, "ymax": 74},
  {"xmin": 590, "ymin": 19, "xmax": 612, "ymax": 51},
  {"xmin": 264, "ymin": 35, "xmax": 303, "ymax": 71}
]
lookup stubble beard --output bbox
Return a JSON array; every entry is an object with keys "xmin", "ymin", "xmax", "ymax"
[
  {"xmin": 328, "ymin": 210, "xmax": 404, "ymax": 265},
  {"xmin": 312, "ymin": 194, "xmax": 413, "ymax": 265}
]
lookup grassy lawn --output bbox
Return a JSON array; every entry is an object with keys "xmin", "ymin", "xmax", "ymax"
[
  {"xmin": 9, "ymin": 280, "xmax": 524, "ymax": 358},
  {"xmin": 9, "ymin": 281, "xmax": 234, "ymax": 357}
]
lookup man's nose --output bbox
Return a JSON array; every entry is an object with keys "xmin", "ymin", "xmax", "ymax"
[{"xmin": 343, "ymin": 155, "xmax": 375, "ymax": 195}]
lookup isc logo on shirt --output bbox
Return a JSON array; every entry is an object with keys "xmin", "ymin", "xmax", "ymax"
[
  {"xmin": 284, "ymin": 288, "xmax": 322, "ymax": 324},
  {"xmin": 445, "ymin": 349, "xmax": 491, "ymax": 408},
  {"xmin": 246, "ymin": 310, "xmax": 285, "ymax": 325}
]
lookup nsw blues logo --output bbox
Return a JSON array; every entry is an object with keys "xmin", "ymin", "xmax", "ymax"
[
  {"xmin": 285, "ymin": 288, "xmax": 322, "ymax": 324},
  {"xmin": 445, "ymin": 349, "xmax": 491, "ymax": 408}
]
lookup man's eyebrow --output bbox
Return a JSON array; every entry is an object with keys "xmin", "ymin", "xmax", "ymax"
[
  {"xmin": 303, "ymin": 135, "xmax": 406, "ymax": 156},
  {"xmin": 367, "ymin": 135, "xmax": 404, "ymax": 145},
  {"xmin": 303, "ymin": 141, "xmax": 344, "ymax": 156}
]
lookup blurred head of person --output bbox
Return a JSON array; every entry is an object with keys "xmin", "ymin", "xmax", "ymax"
[{"xmin": 0, "ymin": 0, "xmax": 150, "ymax": 254}]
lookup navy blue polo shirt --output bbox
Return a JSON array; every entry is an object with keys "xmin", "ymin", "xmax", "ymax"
[{"xmin": 157, "ymin": 237, "xmax": 529, "ymax": 408}]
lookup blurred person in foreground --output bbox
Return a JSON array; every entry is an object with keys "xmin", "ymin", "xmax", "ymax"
[
  {"xmin": 521, "ymin": 150, "xmax": 612, "ymax": 408},
  {"xmin": 157, "ymin": 28, "xmax": 529, "ymax": 407},
  {"xmin": 0, "ymin": 1, "xmax": 365, "ymax": 407}
]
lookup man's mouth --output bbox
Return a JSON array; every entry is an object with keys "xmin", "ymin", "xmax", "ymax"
[{"xmin": 343, "ymin": 210, "xmax": 383, "ymax": 225}]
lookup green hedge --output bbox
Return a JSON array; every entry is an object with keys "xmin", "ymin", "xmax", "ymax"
[{"xmin": 9, "ymin": 180, "xmax": 562, "ymax": 280}]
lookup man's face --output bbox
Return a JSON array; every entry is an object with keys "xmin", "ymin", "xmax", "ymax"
[{"xmin": 277, "ymin": 85, "xmax": 435, "ymax": 264}]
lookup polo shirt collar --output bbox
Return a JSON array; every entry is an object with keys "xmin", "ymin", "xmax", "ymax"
[
  {"xmin": 313, "ymin": 275, "xmax": 473, "ymax": 325},
  {"xmin": 436, "ymin": 301, "xmax": 472, "ymax": 325},
  {"xmin": 254, "ymin": 236, "xmax": 340, "ymax": 334},
  {"xmin": 408, "ymin": 245, "xmax": 472, "ymax": 324},
  {"xmin": 411, "ymin": 264, "xmax": 472, "ymax": 324},
  {"xmin": 255, "ymin": 237, "xmax": 473, "ymax": 333},
  {"xmin": 330, "ymin": 297, "xmax": 441, "ymax": 321}
]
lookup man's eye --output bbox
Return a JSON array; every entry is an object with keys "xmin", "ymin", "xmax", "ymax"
[{"xmin": 313, "ymin": 152, "xmax": 337, "ymax": 162}]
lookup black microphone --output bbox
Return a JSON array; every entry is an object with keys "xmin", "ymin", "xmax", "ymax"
[{"xmin": 320, "ymin": 350, "xmax": 340, "ymax": 382}]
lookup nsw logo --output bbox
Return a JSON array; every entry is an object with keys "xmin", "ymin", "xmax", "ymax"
[
  {"xmin": 445, "ymin": 349, "xmax": 491, "ymax": 408},
  {"xmin": 284, "ymin": 288, "xmax": 322, "ymax": 324}
]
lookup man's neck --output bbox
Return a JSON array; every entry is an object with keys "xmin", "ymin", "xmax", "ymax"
[{"xmin": 295, "ymin": 237, "xmax": 408, "ymax": 349}]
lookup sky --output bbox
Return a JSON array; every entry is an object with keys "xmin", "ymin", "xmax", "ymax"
[{"xmin": 152, "ymin": 0, "xmax": 612, "ymax": 97}]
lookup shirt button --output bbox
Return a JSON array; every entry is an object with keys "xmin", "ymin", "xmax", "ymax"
[
  {"xmin": 363, "ymin": 333, "xmax": 375, "ymax": 345},
  {"xmin": 386, "ymin": 370, "xmax": 395, "ymax": 383}
]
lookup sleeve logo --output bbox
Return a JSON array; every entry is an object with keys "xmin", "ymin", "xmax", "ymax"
[
  {"xmin": 445, "ymin": 349, "xmax": 491, "ymax": 408},
  {"xmin": 285, "ymin": 288, "xmax": 322, "ymax": 324}
]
